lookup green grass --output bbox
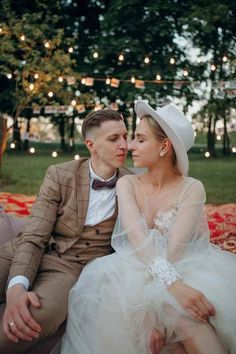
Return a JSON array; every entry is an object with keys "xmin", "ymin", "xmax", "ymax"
[{"xmin": 1, "ymin": 150, "xmax": 236, "ymax": 204}]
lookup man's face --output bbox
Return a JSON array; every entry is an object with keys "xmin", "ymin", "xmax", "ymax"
[{"xmin": 87, "ymin": 120, "xmax": 128, "ymax": 169}]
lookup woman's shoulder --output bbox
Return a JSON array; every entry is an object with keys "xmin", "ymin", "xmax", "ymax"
[{"xmin": 180, "ymin": 176, "xmax": 206, "ymax": 202}]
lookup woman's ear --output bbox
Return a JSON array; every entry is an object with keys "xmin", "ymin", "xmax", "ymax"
[{"xmin": 160, "ymin": 138, "xmax": 172, "ymax": 156}]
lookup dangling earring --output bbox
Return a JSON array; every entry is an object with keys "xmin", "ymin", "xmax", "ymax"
[{"xmin": 160, "ymin": 150, "xmax": 165, "ymax": 157}]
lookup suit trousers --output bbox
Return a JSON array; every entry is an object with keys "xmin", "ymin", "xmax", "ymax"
[{"xmin": 0, "ymin": 238, "xmax": 83, "ymax": 353}]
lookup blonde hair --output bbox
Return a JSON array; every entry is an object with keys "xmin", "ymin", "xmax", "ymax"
[{"xmin": 141, "ymin": 114, "xmax": 177, "ymax": 167}]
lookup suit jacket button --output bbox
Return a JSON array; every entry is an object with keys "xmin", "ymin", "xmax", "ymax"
[
  {"xmin": 96, "ymin": 229, "xmax": 100, "ymax": 235},
  {"xmin": 85, "ymin": 242, "xmax": 90, "ymax": 246}
]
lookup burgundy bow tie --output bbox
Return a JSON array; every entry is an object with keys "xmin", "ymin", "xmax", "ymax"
[{"xmin": 92, "ymin": 177, "xmax": 118, "ymax": 190}]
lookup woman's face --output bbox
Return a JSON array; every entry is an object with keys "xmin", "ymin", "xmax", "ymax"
[{"xmin": 129, "ymin": 118, "xmax": 163, "ymax": 168}]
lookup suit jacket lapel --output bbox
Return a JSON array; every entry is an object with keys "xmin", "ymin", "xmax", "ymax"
[{"xmin": 76, "ymin": 159, "xmax": 90, "ymax": 232}]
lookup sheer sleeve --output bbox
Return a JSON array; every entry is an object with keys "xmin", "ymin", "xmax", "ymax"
[
  {"xmin": 166, "ymin": 179, "xmax": 208, "ymax": 263},
  {"xmin": 113, "ymin": 175, "xmax": 157, "ymax": 264},
  {"xmin": 112, "ymin": 175, "xmax": 209, "ymax": 288}
]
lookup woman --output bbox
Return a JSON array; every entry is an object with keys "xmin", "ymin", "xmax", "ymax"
[{"xmin": 61, "ymin": 100, "xmax": 236, "ymax": 354}]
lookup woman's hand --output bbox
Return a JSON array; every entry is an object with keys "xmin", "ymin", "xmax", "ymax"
[
  {"xmin": 168, "ymin": 280, "xmax": 215, "ymax": 322},
  {"xmin": 149, "ymin": 328, "xmax": 166, "ymax": 354}
]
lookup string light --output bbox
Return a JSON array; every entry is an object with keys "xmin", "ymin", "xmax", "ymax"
[
  {"xmin": 0, "ymin": 28, "xmax": 2, "ymax": 33},
  {"xmin": 93, "ymin": 51, "xmax": 98, "ymax": 58},
  {"xmin": 144, "ymin": 57, "xmax": 150, "ymax": 64},
  {"xmin": 194, "ymin": 132, "xmax": 197, "ymax": 137},
  {"xmin": 81, "ymin": 78, "xmax": 86, "ymax": 84},
  {"xmin": 48, "ymin": 91, "xmax": 54, "ymax": 97},
  {"xmin": 10, "ymin": 143, "xmax": 15, "ymax": 149},
  {"xmin": 71, "ymin": 99, "xmax": 76, "ymax": 106},
  {"xmin": 29, "ymin": 147, "xmax": 35, "ymax": 154},
  {"xmin": 183, "ymin": 70, "xmax": 189, "ymax": 77},
  {"xmin": 52, "ymin": 151, "xmax": 58, "ymax": 158},
  {"xmin": 170, "ymin": 58, "xmax": 175, "ymax": 64},
  {"xmin": 6, "ymin": 73, "xmax": 12, "ymax": 79},
  {"xmin": 205, "ymin": 151, "xmax": 210, "ymax": 158},
  {"xmin": 216, "ymin": 135, "xmax": 221, "ymax": 141},
  {"xmin": 118, "ymin": 54, "xmax": 124, "ymax": 61},
  {"xmin": 44, "ymin": 42, "xmax": 50, "ymax": 48},
  {"xmin": 58, "ymin": 76, "xmax": 63, "ymax": 82},
  {"xmin": 131, "ymin": 76, "xmax": 135, "ymax": 83},
  {"xmin": 29, "ymin": 83, "xmax": 34, "ymax": 91},
  {"xmin": 222, "ymin": 56, "xmax": 228, "ymax": 62},
  {"xmin": 68, "ymin": 47, "xmax": 74, "ymax": 53},
  {"xmin": 105, "ymin": 78, "xmax": 111, "ymax": 85},
  {"xmin": 211, "ymin": 64, "xmax": 216, "ymax": 71},
  {"xmin": 20, "ymin": 35, "xmax": 25, "ymax": 41},
  {"xmin": 232, "ymin": 147, "xmax": 236, "ymax": 153},
  {"xmin": 156, "ymin": 74, "xmax": 161, "ymax": 81},
  {"xmin": 74, "ymin": 154, "xmax": 80, "ymax": 160},
  {"xmin": 34, "ymin": 73, "xmax": 39, "ymax": 79}
]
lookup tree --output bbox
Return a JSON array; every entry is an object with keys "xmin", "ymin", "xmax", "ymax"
[{"xmin": 0, "ymin": 0, "xmax": 78, "ymax": 151}]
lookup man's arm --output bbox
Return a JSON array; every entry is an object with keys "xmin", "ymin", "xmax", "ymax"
[
  {"xmin": 3, "ymin": 164, "xmax": 61, "ymax": 342},
  {"xmin": 7, "ymin": 164, "xmax": 61, "ymax": 288}
]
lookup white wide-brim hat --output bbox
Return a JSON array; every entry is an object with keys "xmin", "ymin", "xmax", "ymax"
[{"xmin": 134, "ymin": 100, "xmax": 195, "ymax": 175}]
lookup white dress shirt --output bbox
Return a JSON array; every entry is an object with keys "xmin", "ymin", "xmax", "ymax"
[{"xmin": 8, "ymin": 159, "xmax": 118, "ymax": 291}]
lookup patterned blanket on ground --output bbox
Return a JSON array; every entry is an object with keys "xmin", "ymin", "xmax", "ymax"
[{"xmin": 0, "ymin": 192, "xmax": 235, "ymax": 253}]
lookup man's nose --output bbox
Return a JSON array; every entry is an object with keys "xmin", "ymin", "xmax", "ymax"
[{"xmin": 120, "ymin": 137, "xmax": 128, "ymax": 150}]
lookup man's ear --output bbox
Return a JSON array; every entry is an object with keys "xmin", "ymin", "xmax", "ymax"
[{"xmin": 85, "ymin": 138, "xmax": 94, "ymax": 153}]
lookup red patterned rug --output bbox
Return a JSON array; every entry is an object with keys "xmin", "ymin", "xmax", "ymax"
[{"xmin": 0, "ymin": 192, "xmax": 235, "ymax": 253}]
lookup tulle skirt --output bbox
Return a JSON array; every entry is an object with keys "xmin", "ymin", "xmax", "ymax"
[{"xmin": 61, "ymin": 244, "xmax": 236, "ymax": 354}]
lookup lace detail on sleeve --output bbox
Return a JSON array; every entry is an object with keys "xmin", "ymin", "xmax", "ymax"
[
  {"xmin": 148, "ymin": 257, "xmax": 181, "ymax": 287},
  {"xmin": 153, "ymin": 208, "xmax": 177, "ymax": 235}
]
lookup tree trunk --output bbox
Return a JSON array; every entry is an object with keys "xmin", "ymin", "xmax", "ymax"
[
  {"xmin": 58, "ymin": 116, "xmax": 67, "ymax": 152},
  {"xmin": 23, "ymin": 118, "xmax": 31, "ymax": 151},
  {"xmin": 68, "ymin": 116, "xmax": 75, "ymax": 151},
  {"xmin": 0, "ymin": 115, "xmax": 7, "ymax": 176},
  {"xmin": 12, "ymin": 106, "xmax": 22, "ymax": 150},
  {"xmin": 207, "ymin": 114, "xmax": 216, "ymax": 157},
  {"xmin": 222, "ymin": 109, "xmax": 230, "ymax": 156}
]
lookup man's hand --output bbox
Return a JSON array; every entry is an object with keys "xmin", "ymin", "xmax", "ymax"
[
  {"xmin": 168, "ymin": 280, "xmax": 215, "ymax": 322},
  {"xmin": 3, "ymin": 284, "xmax": 42, "ymax": 343},
  {"xmin": 149, "ymin": 328, "xmax": 166, "ymax": 354}
]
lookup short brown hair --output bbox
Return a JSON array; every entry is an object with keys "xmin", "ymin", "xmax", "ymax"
[{"xmin": 81, "ymin": 109, "xmax": 123, "ymax": 139}]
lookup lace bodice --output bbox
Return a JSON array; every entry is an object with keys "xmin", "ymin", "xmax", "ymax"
[{"xmin": 153, "ymin": 207, "xmax": 177, "ymax": 235}]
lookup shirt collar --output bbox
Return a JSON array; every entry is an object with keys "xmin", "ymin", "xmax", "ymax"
[{"xmin": 89, "ymin": 159, "xmax": 117, "ymax": 182}]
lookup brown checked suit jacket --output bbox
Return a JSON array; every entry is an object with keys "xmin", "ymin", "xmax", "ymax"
[{"xmin": 8, "ymin": 158, "xmax": 131, "ymax": 287}]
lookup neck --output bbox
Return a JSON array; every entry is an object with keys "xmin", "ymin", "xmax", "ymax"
[
  {"xmin": 90, "ymin": 159, "xmax": 117, "ymax": 180},
  {"xmin": 142, "ymin": 163, "xmax": 182, "ymax": 192}
]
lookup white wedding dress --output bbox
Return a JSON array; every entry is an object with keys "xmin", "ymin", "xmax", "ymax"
[{"xmin": 61, "ymin": 176, "xmax": 236, "ymax": 354}]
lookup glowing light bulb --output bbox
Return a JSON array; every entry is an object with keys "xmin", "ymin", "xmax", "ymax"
[
  {"xmin": 29, "ymin": 83, "xmax": 34, "ymax": 90},
  {"xmin": 48, "ymin": 91, "xmax": 54, "ymax": 97},
  {"xmin": 170, "ymin": 58, "xmax": 175, "ymax": 64},
  {"xmin": 205, "ymin": 151, "xmax": 210, "ymax": 158},
  {"xmin": 20, "ymin": 35, "xmax": 25, "ymax": 41},
  {"xmin": 156, "ymin": 74, "xmax": 161, "ymax": 81},
  {"xmin": 144, "ymin": 57, "xmax": 150, "ymax": 64},
  {"xmin": 29, "ymin": 147, "xmax": 35, "ymax": 154},
  {"xmin": 74, "ymin": 154, "xmax": 80, "ymax": 160},
  {"xmin": 118, "ymin": 54, "xmax": 124, "ymax": 61},
  {"xmin": 131, "ymin": 76, "xmax": 135, "ymax": 83},
  {"xmin": 52, "ymin": 151, "xmax": 58, "ymax": 158},
  {"xmin": 106, "ymin": 78, "xmax": 110, "ymax": 85},
  {"xmin": 71, "ymin": 99, "xmax": 76, "ymax": 106},
  {"xmin": 58, "ymin": 76, "xmax": 63, "ymax": 82},
  {"xmin": 68, "ymin": 47, "xmax": 74, "ymax": 53},
  {"xmin": 93, "ymin": 51, "xmax": 98, "ymax": 58}
]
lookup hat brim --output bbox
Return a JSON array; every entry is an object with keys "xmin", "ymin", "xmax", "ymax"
[{"xmin": 134, "ymin": 100, "xmax": 189, "ymax": 175}]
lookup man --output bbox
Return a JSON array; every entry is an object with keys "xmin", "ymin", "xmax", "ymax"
[{"xmin": 0, "ymin": 109, "xmax": 129, "ymax": 353}]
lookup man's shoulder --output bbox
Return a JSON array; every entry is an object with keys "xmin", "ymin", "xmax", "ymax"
[{"xmin": 48, "ymin": 158, "xmax": 88, "ymax": 174}]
